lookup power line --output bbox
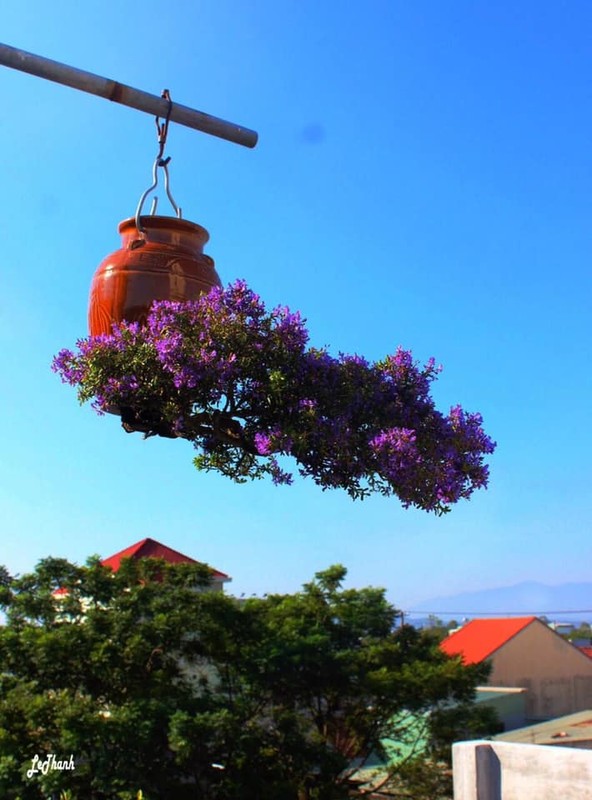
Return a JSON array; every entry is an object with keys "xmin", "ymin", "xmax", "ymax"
[{"xmin": 404, "ymin": 609, "xmax": 592, "ymax": 617}]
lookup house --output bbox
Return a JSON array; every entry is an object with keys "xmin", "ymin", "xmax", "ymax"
[
  {"xmin": 101, "ymin": 537, "xmax": 231, "ymax": 592},
  {"xmin": 54, "ymin": 537, "xmax": 231, "ymax": 597},
  {"xmin": 549, "ymin": 621, "xmax": 575, "ymax": 636},
  {"xmin": 440, "ymin": 616, "xmax": 592, "ymax": 721}
]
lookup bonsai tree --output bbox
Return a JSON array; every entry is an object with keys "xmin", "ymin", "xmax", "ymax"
[{"xmin": 53, "ymin": 281, "xmax": 495, "ymax": 513}]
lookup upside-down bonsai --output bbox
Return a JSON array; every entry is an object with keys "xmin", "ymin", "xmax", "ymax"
[{"xmin": 53, "ymin": 280, "xmax": 495, "ymax": 513}]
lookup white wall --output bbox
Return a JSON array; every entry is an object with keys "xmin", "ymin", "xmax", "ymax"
[{"xmin": 453, "ymin": 740, "xmax": 592, "ymax": 800}]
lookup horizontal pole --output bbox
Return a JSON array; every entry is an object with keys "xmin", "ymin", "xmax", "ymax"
[{"xmin": 0, "ymin": 42, "xmax": 258, "ymax": 148}]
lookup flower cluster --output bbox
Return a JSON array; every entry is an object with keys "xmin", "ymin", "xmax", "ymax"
[{"xmin": 53, "ymin": 281, "xmax": 495, "ymax": 512}]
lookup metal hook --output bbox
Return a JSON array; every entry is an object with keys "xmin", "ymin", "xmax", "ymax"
[
  {"xmin": 133, "ymin": 89, "xmax": 183, "ymax": 242},
  {"xmin": 155, "ymin": 89, "xmax": 173, "ymax": 160}
]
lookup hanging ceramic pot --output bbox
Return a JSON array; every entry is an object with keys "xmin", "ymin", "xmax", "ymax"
[
  {"xmin": 88, "ymin": 215, "xmax": 222, "ymax": 336},
  {"xmin": 86, "ymin": 94, "xmax": 224, "ymax": 435}
]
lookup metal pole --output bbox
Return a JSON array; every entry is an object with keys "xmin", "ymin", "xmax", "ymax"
[{"xmin": 0, "ymin": 42, "xmax": 258, "ymax": 149}]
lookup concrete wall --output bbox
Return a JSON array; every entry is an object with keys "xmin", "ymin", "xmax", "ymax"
[
  {"xmin": 487, "ymin": 620, "xmax": 592, "ymax": 720},
  {"xmin": 453, "ymin": 740, "xmax": 592, "ymax": 800}
]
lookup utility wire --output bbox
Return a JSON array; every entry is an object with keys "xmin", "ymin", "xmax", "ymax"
[{"xmin": 404, "ymin": 609, "xmax": 592, "ymax": 617}]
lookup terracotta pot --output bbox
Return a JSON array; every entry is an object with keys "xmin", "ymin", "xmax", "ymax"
[{"xmin": 88, "ymin": 215, "xmax": 222, "ymax": 336}]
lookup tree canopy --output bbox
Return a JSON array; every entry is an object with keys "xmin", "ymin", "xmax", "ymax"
[
  {"xmin": 0, "ymin": 557, "xmax": 495, "ymax": 800},
  {"xmin": 53, "ymin": 281, "xmax": 495, "ymax": 513}
]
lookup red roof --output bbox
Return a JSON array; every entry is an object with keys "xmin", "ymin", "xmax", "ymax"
[
  {"xmin": 578, "ymin": 646, "xmax": 592, "ymax": 660},
  {"xmin": 100, "ymin": 537, "xmax": 230, "ymax": 581},
  {"xmin": 440, "ymin": 617, "xmax": 537, "ymax": 664}
]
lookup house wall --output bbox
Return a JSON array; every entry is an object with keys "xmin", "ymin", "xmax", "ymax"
[
  {"xmin": 475, "ymin": 687, "xmax": 527, "ymax": 731},
  {"xmin": 487, "ymin": 620, "xmax": 592, "ymax": 720}
]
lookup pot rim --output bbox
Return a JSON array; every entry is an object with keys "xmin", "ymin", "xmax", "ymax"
[{"xmin": 118, "ymin": 215, "xmax": 210, "ymax": 241}]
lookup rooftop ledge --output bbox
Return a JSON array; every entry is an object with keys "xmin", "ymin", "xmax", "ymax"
[{"xmin": 453, "ymin": 739, "xmax": 592, "ymax": 800}]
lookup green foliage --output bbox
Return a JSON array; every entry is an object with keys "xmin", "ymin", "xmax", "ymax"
[
  {"xmin": 387, "ymin": 756, "xmax": 453, "ymax": 800},
  {"xmin": 422, "ymin": 615, "xmax": 461, "ymax": 644},
  {"xmin": 0, "ymin": 559, "xmax": 493, "ymax": 799},
  {"xmin": 566, "ymin": 622, "xmax": 592, "ymax": 642}
]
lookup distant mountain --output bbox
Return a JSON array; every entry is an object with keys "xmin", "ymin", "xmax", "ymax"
[{"xmin": 407, "ymin": 581, "xmax": 592, "ymax": 624}]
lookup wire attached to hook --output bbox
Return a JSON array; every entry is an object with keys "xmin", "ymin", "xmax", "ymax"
[{"xmin": 133, "ymin": 89, "xmax": 182, "ymax": 243}]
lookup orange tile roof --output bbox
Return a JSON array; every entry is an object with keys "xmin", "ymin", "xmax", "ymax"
[
  {"xmin": 440, "ymin": 617, "xmax": 537, "ymax": 664},
  {"xmin": 100, "ymin": 537, "xmax": 230, "ymax": 581}
]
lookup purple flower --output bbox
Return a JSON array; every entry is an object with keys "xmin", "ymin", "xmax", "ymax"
[
  {"xmin": 254, "ymin": 432, "xmax": 272, "ymax": 455},
  {"xmin": 53, "ymin": 280, "xmax": 495, "ymax": 512}
]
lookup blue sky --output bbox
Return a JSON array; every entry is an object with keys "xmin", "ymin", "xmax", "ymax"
[{"xmin": 1, "ymin": 1, "xmax": 591, "ymax": 612}]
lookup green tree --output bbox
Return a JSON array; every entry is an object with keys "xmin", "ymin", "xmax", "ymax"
[
  {"xmin": 0, "ymin": 559, "xmax": 494, "ymax": 799},
  {"xmin": 423, "ymin": 615, "xmax": 460, "ymax": 644},
  {"xmin": 0, "ymin": 556, "xmax": 216, "ymax": 799},
  {"xmin": 566, "ymin": 622, "xmax": 592, "ymax": 643}
]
